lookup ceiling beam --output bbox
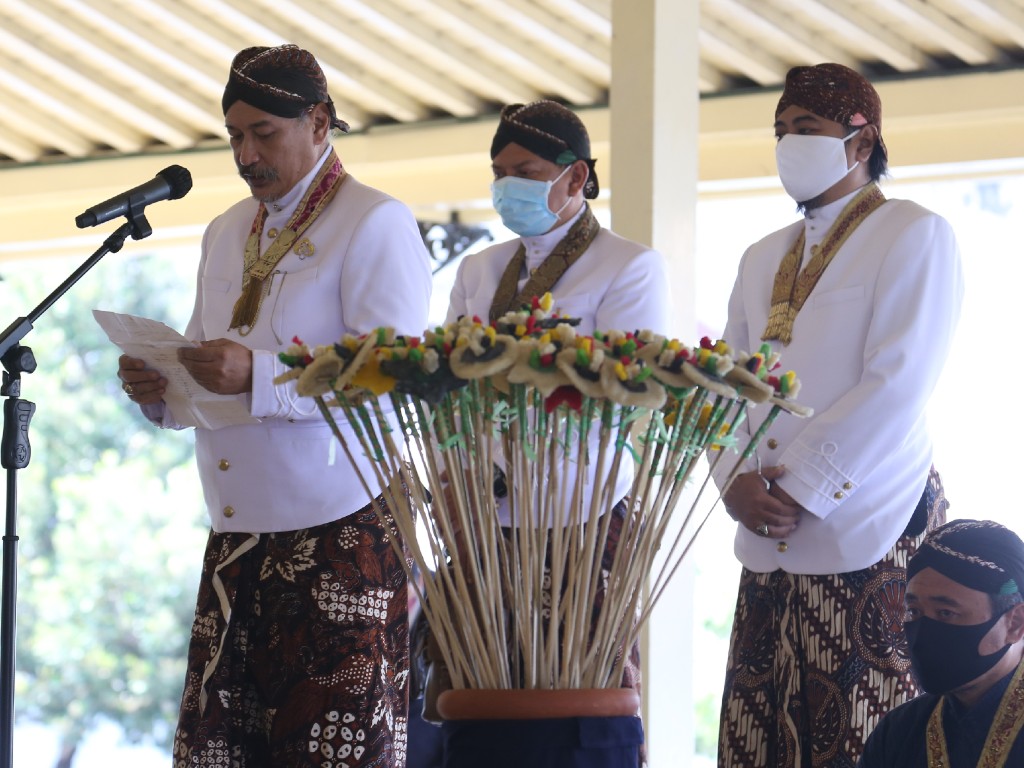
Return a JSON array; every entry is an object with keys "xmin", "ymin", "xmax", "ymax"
[
  {"xmin": 0, "ymin": 96, "xmax": 95, "ymax": 158},
  {"xmin": 122, "ymin": 0, "xmax": 371, "ymax": 128},
  {"xmin": 541, "ymin": 0, "xmax": 611, "ymax": 38},
  {"xmin": 942, "ymin": 0, "xmax": 1024, "ymax": 48},
  {"xmin": 876, "ymin": 0, "xmax": 1004, "ymax": 64},
  {"xmin": 57, "ymin": 0, "xmax": 228, "ymax": 105},
  {"xmin": 0, "ymin": 24, "xmax": 198, "ymax": 149},
  {"xmin": 0, "ymin": 63, "xmax": 148, "ymax": 154},
  {"xmin": 697, "ymin": 62, "xmax": 730, "ymax": 92},
  {"xmin": 3, "ymin": 0, "xmax": 221, "ymax": 136},
  {"xmin": 1, "ymin": 69, "xmax": 1021, "ymax": 261},
  {"xmin": 177, "ymin": 0, "xmax": 423, "ymax": 123},
  {"xmin": 699, "ymin": 16, "xmax": 791, "ymax": 85},
  {"xmin": 0, "ymin": 130, "xmax": 42, "ymax": 165},
  {"xmin": 395, "ymin": 0, "xmax": 604, "ymax": 103},
  {"xmin": 474, "ymin": 0, "xmax": 610, "ymax": 82},
  {"xmin": 338, "ymin": 0, "xmax": 538, "ymax": 106},
  {"xmin": 790, "ymin": 0, "xmax": 933, "ymax": 72},
  {"xmin": 709, "ymin": 0, "xmax": 860, "ymax": 70},
  {"xmin": 261, "ymin": 0, "xmax": 487, "ymax": 118}
]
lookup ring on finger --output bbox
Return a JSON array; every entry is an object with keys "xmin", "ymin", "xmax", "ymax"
[
  {"xmin": 123, "ymin": 382, "xmax": 135, "ymax": 396},
  {"xmin": 755, "ymin": 523, "xmax": 769, "ymax": 537}
]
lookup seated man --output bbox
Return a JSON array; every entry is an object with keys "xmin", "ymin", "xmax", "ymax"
[{"xmin": 859, "ymin": 519, "xmax": 1024, "ymax": 767}]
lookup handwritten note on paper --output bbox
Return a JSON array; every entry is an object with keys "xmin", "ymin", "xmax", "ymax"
[{"xmin": 93, "ymin": 309, "xmax": 258, "ymax": 430}]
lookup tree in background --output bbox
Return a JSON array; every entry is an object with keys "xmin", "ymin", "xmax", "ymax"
[{"xmin": 2, "ymin": 249, "xmax": 204, "ymax": 767}]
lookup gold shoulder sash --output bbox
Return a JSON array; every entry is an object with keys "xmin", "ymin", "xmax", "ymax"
[
  {"xmin": 488, "ymin": 204, "xmax": 600, "ymax": 323},
  {"xmin": 926, "ymin": 660, "xmax": 1024, "ymax": 768},
  {"xmin": 761, "ymin": 183, "xmax": 886, "ymax": 345},
  {"xmin": 229, "ymin": 148, "xmax": 348, "ymax": 335}
]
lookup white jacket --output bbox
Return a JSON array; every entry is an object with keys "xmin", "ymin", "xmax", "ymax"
[
  {"xmin": 148, "ymin": 151, "xmax": 432, "ymax": 533},
  {"xmin": 446, "ymin": 208, "xmax": 674, "ymax": 525},
  {"xmin": 713, "ymin": 189, "xmax": 963, "ymax": 573}
]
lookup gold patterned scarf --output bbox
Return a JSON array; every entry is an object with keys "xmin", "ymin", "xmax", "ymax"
[
  {"xmin": 925, "ymin": 660, "xmax": 1024, "ymax": 768},
  {"xmin": 229, "ymin": 147, "xmax": 348, "ymax": 334},
  {"xmin": 761, "ymin": 183, "xmax": 886, "ymax": 345},
  {"xmin": 488, "ymin": 204, "xmax": 600, "ymax": 323}
]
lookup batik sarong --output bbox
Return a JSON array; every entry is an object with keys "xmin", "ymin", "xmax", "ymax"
[
  {"xmin": 717, "ymin": 468, "xmax": 947, "ymax": 768},
  {"xmin": 173, "ymin": 498, "xmax": 409, "ymax": 767}
]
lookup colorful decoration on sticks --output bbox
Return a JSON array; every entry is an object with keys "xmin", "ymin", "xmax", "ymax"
[{"xmin": 273, "ymin": 293, "xmax": 812, "ymax": 691}]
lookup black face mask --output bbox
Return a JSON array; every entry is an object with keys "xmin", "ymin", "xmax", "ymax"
[{"xmin": 905, "ymin": 614, "xmax": 1010, "ymax": 694}]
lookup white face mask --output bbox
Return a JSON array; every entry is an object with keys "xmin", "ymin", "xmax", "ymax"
[{"xmin": 775, "ymin": 131, "xmax": 860, "ymax": 203}]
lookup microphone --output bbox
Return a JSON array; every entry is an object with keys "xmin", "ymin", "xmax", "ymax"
[{"xmin": 75, "ymin": 165, "xmax": 193, "ymax": 228}]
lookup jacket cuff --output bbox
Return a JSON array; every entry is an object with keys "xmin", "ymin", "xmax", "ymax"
[
  {"xmin": 778, "ymin": 438, "xmax": 857, "ymax": 518},
  {"xmin": 249, "ymin": 348, "xmax": 274, "ymax": 417}
]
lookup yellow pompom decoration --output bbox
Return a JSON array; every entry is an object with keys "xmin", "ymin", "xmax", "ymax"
[{"xmin": 350, "ymin": 354, "xmax": 396, "ymax": 396}]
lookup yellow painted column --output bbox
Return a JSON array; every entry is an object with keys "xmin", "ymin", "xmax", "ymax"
[
  {"xmin": 610, "ymin": 0, "xmax": 701, "ymax": 765},
  {"xmin": 610, "ymin": 0, "xmax": 698, "ymax": 339}
]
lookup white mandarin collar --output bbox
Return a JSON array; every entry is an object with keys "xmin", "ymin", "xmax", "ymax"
[
  {"xmin": 265, "ymin": 147, "xmax": 334, "ymax": 222},
  {"xmin": 519, "ymin": 205, "xmax": 587, "ymax": 270},
  {"xmin": 803, "ymin": 186, "xmax": 864, "ymax": 246}
]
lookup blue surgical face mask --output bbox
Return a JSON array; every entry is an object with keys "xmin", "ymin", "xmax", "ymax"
[{"xmin": 491, "ymin": 165, "xmax": 573, "ymax": 236}]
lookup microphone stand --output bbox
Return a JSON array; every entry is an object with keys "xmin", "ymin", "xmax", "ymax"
[{"xmin": 0, "ymin": 209, "xmax": 152, "ymax": 768}]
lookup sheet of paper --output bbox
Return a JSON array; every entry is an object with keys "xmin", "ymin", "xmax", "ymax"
[{"xmin": 93, "ymin": 309, "xmax": 258, "ymax": 429}]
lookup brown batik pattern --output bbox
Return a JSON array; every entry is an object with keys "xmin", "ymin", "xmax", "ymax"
[
  {"xmin": 774, "ymin": 63, "xmax": 882, "ymax": 129},
  {"xmin": 173, "ymin": 499, "xmax": 409, "ymax": 768},
  {"xmin": 718, "ymin": 468, "xmax": 947, "ymax": 768}
]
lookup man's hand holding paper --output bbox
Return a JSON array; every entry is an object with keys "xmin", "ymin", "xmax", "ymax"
[
  {"xmin": 94, "ymin": 309, "xmax": 257, "ymax": 429},
  {"xmin": 118, "ymin": 353, "xmax": 167, "ymax": 405},
  {"xmin": 178, "ymin": 339, "xmax": 253, "ymax": 396}
]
